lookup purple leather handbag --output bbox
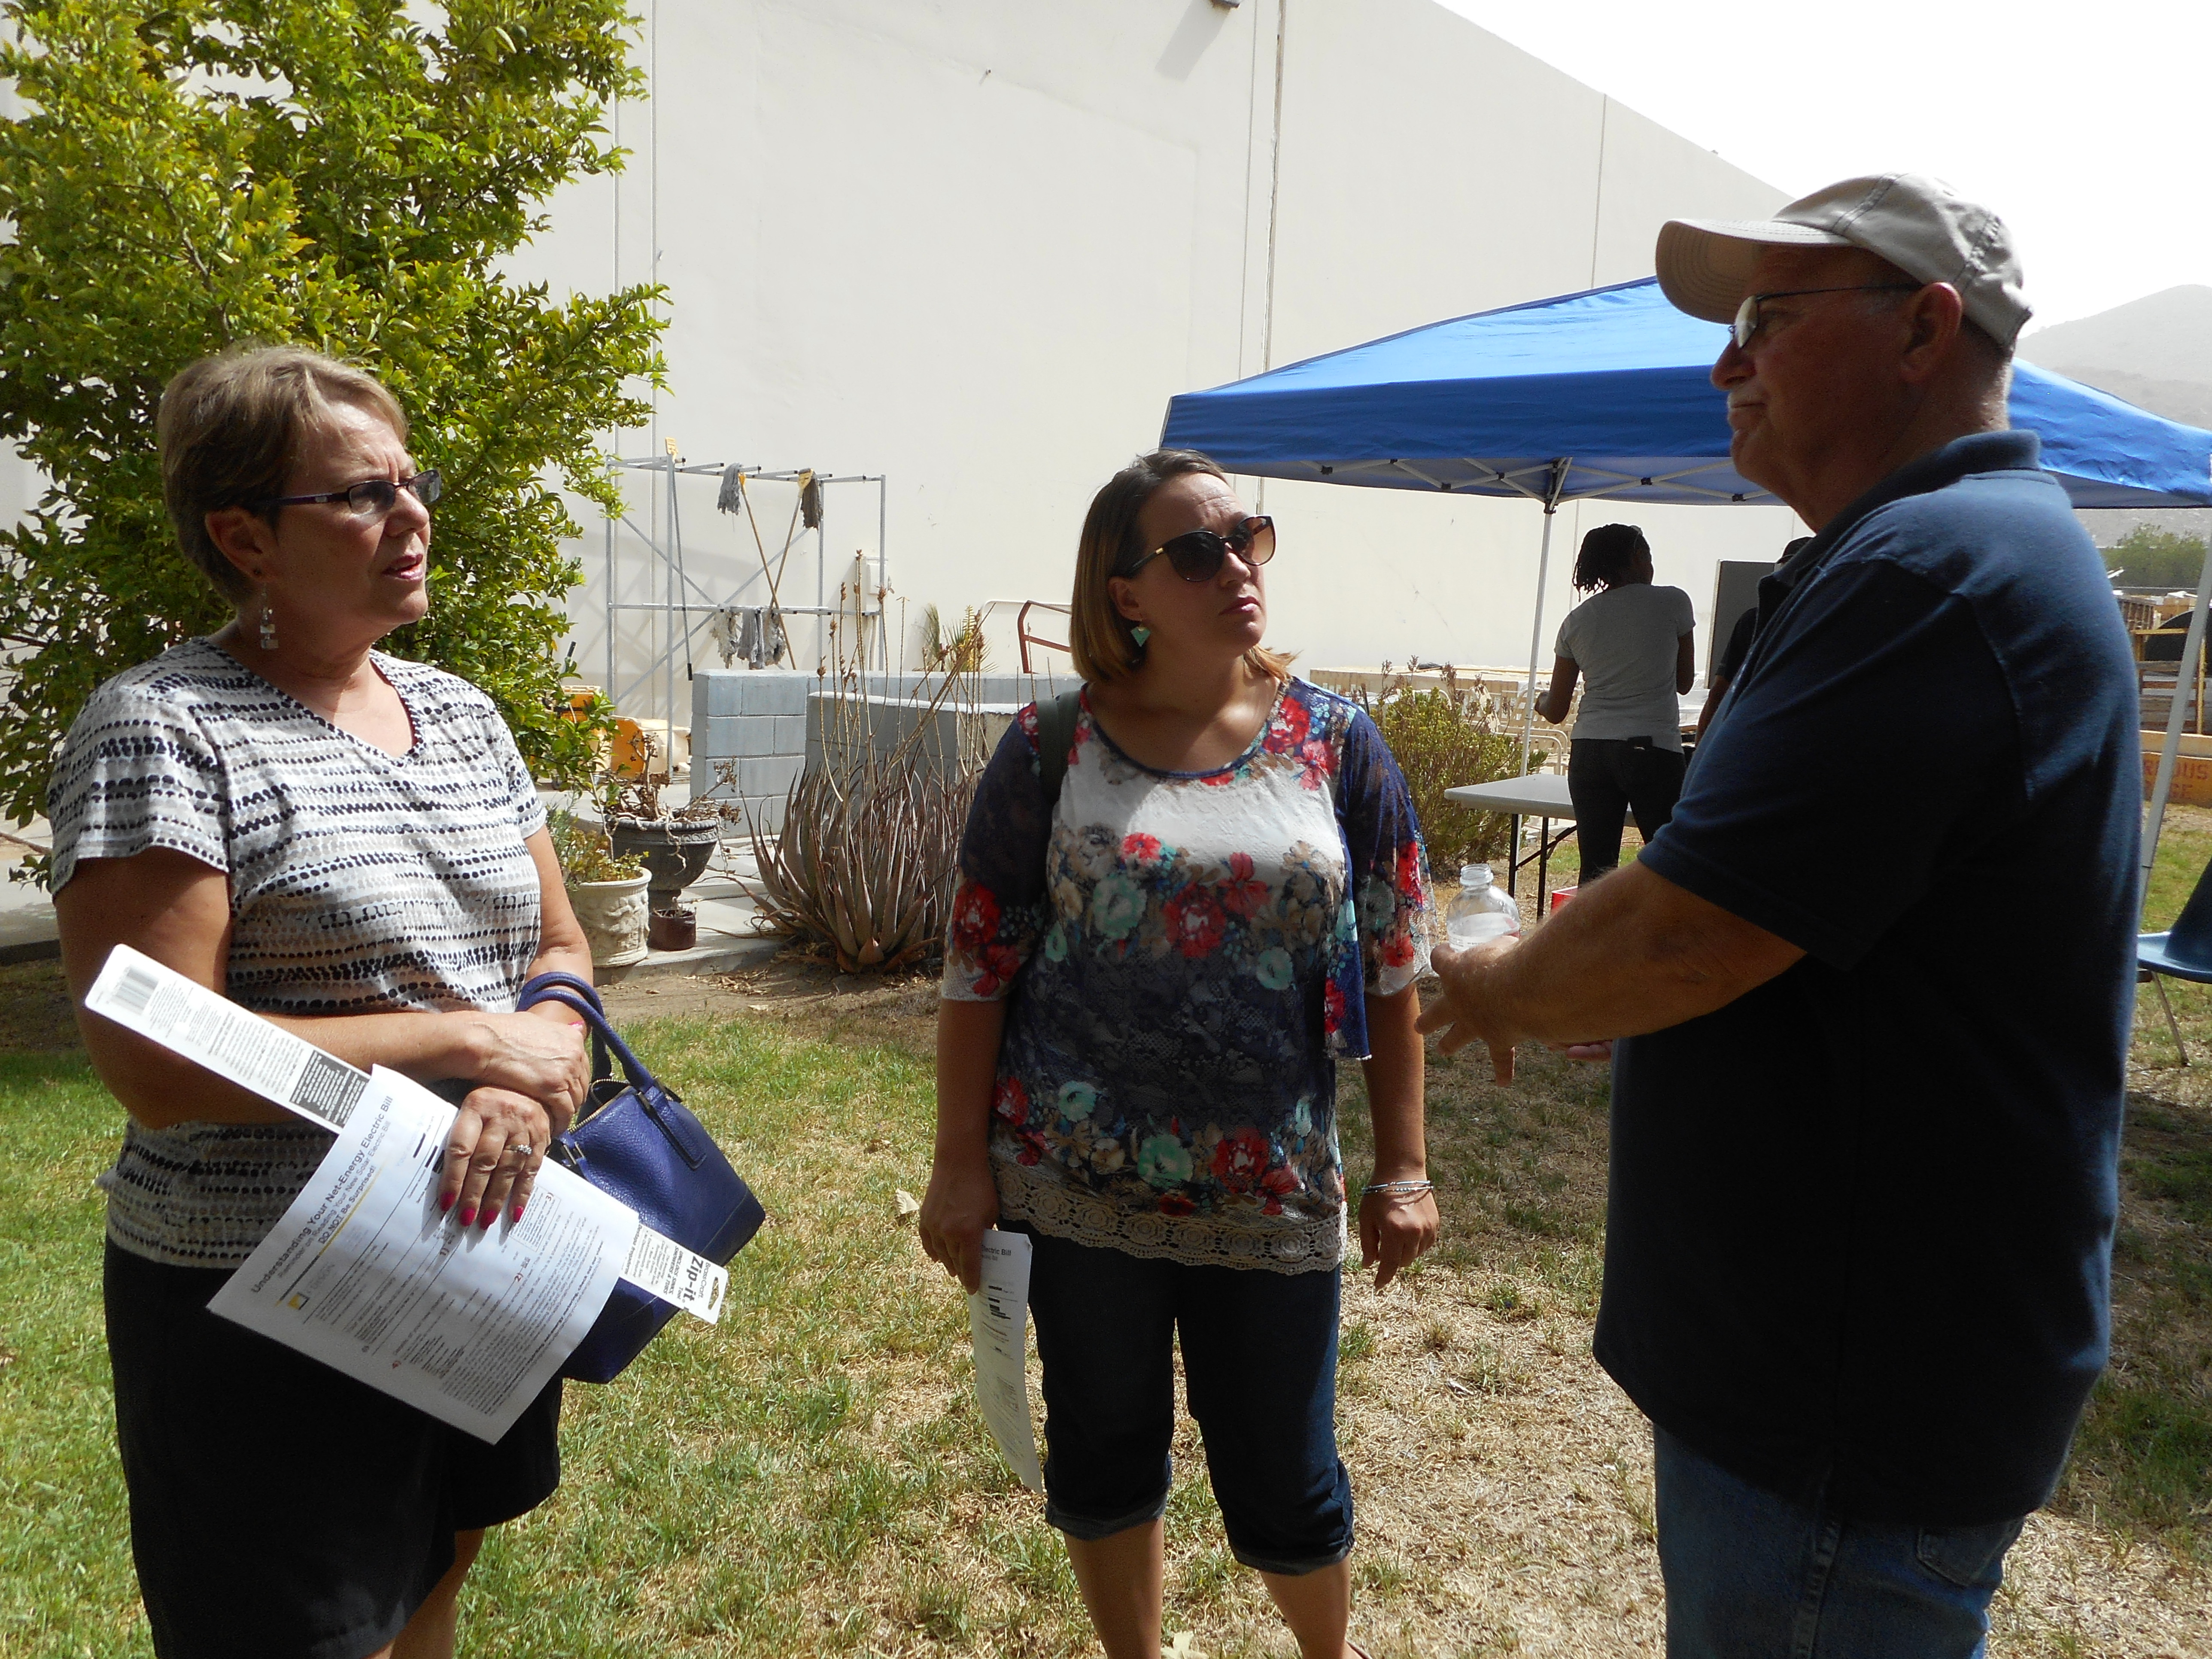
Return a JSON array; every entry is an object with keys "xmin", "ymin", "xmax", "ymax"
[{"xmin": 518, "ymin": 971, "xmax": 765, "ymax": 1383}]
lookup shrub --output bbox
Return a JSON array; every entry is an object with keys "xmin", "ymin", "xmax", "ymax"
[
  {"xmin": 1356, "ymin": 670, "xmax": 1526, "ymax": 875},
  {"xmin": 742, "ymin": 762, "xmax": 973, "ymax": 973},
  {"xmin": 547, "ymin": 807, "xmax": 643, "ymax": 885},
  {"xmin": 2106, "ymin": 526, "xmax": 2209, "ymax": 592}
]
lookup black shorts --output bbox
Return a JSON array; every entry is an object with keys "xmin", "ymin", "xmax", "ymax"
[{"xmin": 103, "ymin": 1241, "xmax": 562, "ymax": 1659}]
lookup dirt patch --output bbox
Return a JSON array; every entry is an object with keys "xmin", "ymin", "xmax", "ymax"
[{"xmin": 0, "ymin": 959, "xmax": 83, "ymax": 1052}]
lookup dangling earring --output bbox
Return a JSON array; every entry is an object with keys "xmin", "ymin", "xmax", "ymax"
[
  {"xmin": 258, "ymin": 589, "xmax": 279, "ymax": 652},
  {"xmin": 1129, "ymin": 625, "xmax": 1151, "ymax": 650}
]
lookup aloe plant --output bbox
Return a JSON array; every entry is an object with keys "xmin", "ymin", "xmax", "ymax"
[
  {"xmin": 744, "ymin": 763, "xmax": 973, "ymax": 972},
  {"xmin": 738, "ymin": 667, "xmax": 983, "ymax": 972}
]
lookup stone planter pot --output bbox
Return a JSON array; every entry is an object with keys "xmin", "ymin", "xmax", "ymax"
[
  {"xmin": 567, "ymin": 873, "xmax": 650, "ymax": 967},
  {"xmin": 608, "ymin": 814, "xmax": 722, "ymax": 910}
]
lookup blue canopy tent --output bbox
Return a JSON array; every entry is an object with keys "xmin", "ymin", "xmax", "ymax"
[{"xmin": 1160, "ymin": 276, "xmax": 2212, "ymax": 888}]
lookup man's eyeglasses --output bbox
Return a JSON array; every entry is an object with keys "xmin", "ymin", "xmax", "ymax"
[
  {"xmin": 1730, "ymin": 286, "xmax": 1921, "ymax": 350},
  {"xmin": 264, "ymin": 470, "xmax": 442, "ymax": 519},
  {"xmin": 1122, "ymin": 515, "xmax": 1276, "ymax": 583}
]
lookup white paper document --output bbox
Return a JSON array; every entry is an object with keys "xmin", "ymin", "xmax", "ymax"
[
  {"xmin": 85, "ymin": 945, "xmax": 733, "ymax": 1434},
  {"xmin": 620, "ymin": 1221, "xmax": 729, "ymax": 1322},
  {"xmin": 210, "ymin": 1066, "xmax": 633, "ymax": 1440},
  {"xmin": 967, "ymin": 1229, "xmax": 1044, "ymax": 1492},
  {"xmin": 86, "ymin": 942, "xmax": 371, "ymax": 1130}
]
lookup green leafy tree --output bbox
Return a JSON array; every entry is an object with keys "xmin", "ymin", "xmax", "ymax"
[
  {"xmin": 0, "ymin": 0, "xmax": 663, "ymax": 831},
  {"xmin": 2105, "ymin": 526, "xmax": 2210, "ymax": 592}
]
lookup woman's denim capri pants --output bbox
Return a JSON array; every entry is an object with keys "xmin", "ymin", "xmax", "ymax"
[{"xmin": 1020, "ymin": 1225, "xmax": 1353, "ymax": 1575}]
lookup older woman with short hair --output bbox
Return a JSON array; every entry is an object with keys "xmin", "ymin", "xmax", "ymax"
[
  {"xmin": 919, "ymin": 448, "xmax": 1437, "ymax": 1659},
  {"xmin": 51, "ymin": 344, "xmax": 593, "ymax": 1659}
]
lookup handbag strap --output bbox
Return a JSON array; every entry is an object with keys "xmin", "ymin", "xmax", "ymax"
[
  {"xmin": 517, "ymin": 975, "xmax": 629, "ymax": 1089},
  {"xmin": 518, "ymin": 969, "xmax": 605, "ymax": 1014},
  {"xmin": 521, "ymin": 983, "xmax": 715, "ymax": 1168},
  {"xmin": 520, "ymin": 984, "xmax": 659, "ymax": 1094}
]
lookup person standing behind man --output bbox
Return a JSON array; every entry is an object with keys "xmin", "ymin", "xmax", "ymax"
[
  {"xmin": 1417, "ymin": 175, "xmax": 2137, "ymax": 1657},
  {"xmin": 1538, "ymin": 523, "xmax": 1695, "ymax": 881},
  {"xmin": 1695, "ymin": 536, "xmax": 1811, "ymax": 739}
]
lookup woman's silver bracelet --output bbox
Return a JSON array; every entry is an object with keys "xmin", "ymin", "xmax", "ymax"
[{"xmin": 1361, "ymin": 1179, "xmax": 1434, "ymax": 1197}]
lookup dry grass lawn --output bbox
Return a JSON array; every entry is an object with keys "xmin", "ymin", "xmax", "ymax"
[{"xmin": 685, "ymin": 942, "xmax": 2212, "ymax": 1659}]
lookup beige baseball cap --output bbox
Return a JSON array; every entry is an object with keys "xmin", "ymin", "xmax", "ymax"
[{"xmin": 1656, "ymin": 173, "xmax": 2031, "ymax": 349}]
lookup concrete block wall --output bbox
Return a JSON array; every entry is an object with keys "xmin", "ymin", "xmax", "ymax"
[
  {"xmin": 691, "ymin": 671, "xmax": 812, "ymax": 833},
  {"xmin": 692, "ymin": 668, "xmax": 1078, "ymax": 830},
  {"xmin": 806, "ymin": 695, "xmax": 1020, "ymax": 781}
]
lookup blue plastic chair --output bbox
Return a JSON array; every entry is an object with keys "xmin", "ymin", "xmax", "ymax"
[{"xmin": 2139, "ymin": 857, "xmax": 2212, "ymax": 1062}]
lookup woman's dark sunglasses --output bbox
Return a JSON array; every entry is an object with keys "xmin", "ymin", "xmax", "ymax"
[
  {"xmin": 263, "ymin": 469, "xmax": 442, "ymax": 519},
  {"xmin": 1123, "ymin": 515, "xmax": 1276, "ymax": 583}
]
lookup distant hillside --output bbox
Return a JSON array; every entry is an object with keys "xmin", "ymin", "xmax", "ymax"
[
  {"xmin": 2018, "ymin": 286, "xmax": 2212, "ymax": 545},
  {"xmin": 2019, "ymin": 285, "xmax": 2212, "ymax": 427},
  {"xmin": 2019, "ymin": 285, "xmax": 2212, "ymax": 392}
]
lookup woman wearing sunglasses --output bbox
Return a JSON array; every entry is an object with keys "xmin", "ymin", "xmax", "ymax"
[
  {"xmin": 49, "ymin": 345, "xmax": 593, "ymax": 1659},
  {"xmin": 920, "ymin": 449, "xmax": 1437, "ymax": 1659}
]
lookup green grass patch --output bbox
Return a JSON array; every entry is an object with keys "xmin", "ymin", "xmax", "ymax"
[
  {"xmin": 1342, "ymin": 1033, "xmax": 1611, "ymax": 1321},
  {"xmin": 0, "ymin": 1016, "xmax": 1108, "ymax": 1657},
  {"xmin": 0, "ymin": 1052, "xmax": 146, "ymax": 1659}
]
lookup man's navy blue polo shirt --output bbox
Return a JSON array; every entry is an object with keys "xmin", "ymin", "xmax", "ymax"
[{"xmin": 1605, "ymin": 429, "xmax": 2138, "ymax": 1526}]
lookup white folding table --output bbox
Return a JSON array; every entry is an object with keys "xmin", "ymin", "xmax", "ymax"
[{"xmin": 1443, "ymin": 773, "xmax": 1577, "ymax": 912}]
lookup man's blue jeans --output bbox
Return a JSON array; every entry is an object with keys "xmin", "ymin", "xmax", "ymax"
[{"xmin": 1654, "ymin": 1426, "xmax": 2026, "ymax": 1659}]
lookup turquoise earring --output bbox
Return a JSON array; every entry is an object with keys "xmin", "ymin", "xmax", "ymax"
[{"xmin": 1129, "ymin": 625, "xmax": 1151, "ymax": 649}]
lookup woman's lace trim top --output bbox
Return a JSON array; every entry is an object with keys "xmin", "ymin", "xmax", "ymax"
[
  {"xmin": 942, "ymin": 678, "xmax": 1431, "ymax": 1273},
  {"xmin": 49, "ymin": 638, "xmax": 547, "ymax": 1268}
]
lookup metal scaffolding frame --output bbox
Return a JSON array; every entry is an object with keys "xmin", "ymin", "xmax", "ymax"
[{"xmin": 599, "ymin": 455, "xmax": 890, "ymax": 731}]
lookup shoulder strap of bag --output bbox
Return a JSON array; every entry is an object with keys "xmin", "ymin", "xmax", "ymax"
[
  {"xmin": 1035, "ymin": 687, "xmax": 1084, "ymax": 805},
  {"xmin": 518, "ymin": 969, "xmax": 604, "ymax": 1015},
  {"xmin": 517, "ymin": 977, "xmax": 637, "ymax": 1091},
  {"xmin": 520, "ymin": 983, "xmax": 716, "ymax": 1168}
]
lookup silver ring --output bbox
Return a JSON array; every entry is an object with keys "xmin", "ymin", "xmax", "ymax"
[{"xmin": 510, "ymin": 1143, "xmax": 533, "ymax": 1161}]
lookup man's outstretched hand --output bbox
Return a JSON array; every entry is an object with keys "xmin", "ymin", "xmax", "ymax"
[
  {"xmin": 1418, "ymin": 936, "xmax": 1525, "ymax": 1082},
  {"xmin": 1419, "ymin": 863, "xmax": 1805, "ymax": 1079}
]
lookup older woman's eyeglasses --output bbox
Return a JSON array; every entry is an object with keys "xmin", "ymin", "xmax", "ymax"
[
  {"xmin": 264, "ymin": 470, "xmax": 442, "ymax": 518},
  {"xmin": 1122, "ymin": 515, "xmax": 1276, "ymax": 583},
  {"xmin": 1729, "ymin": 286, "xmax": 1921, "ymax": 350}
]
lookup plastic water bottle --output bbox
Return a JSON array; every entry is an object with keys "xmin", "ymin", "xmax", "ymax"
[{"xmin": 1445, "ymin": 863, "xmax": 1522, "ymax": 950}]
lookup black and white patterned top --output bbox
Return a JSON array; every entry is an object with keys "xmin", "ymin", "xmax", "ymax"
[{"xmin": 49, "ymin": 638, "xmax": 548, "ymax": 1268}]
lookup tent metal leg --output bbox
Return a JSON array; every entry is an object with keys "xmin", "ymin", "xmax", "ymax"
[
  {"xmin": 2153, "ymin": 973, "xmax": 2189, "ymax": 1065},
  {"xmin": 1516, "ymin": 459, "xmax": 1572, "ymax": 777},
  {"xmin": 2140, "ymin": 539, "xmax": 2212, "ymax": 912},
  {"xmin": 1518, "ymin": 508, "xmax": 1558, "ymax": 775}
]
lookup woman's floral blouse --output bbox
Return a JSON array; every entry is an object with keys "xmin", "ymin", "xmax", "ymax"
[{"xmin": 942, "ymin": 678, "xmax": 1431, "ymax": 1273}]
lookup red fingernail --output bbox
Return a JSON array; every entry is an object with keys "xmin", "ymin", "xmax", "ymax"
[
  {"xmin": 510, "ymin": 1202, "xmax": 526, "ymax": 1223},
  {"xmin": 457, "ymin": 1205, "xmax": 476, "ymax": 1228},
  {"xmin": 478, "ymin": 1206, "xmax": 497, "ymax": 1230},
  {"xmin": 439, "ymin": 1192, "xmax": 455, "ymax": 1213}
]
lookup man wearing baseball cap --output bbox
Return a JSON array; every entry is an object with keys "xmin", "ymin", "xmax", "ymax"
[{"xmin": 1424, "ymin": 174, "xmax": 2137, "ymax": 1655}]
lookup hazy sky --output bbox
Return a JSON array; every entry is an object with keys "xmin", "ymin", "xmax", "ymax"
[{"xmin": 1437, "ymin": 0, "xmax": 2206, "ymax": 335}]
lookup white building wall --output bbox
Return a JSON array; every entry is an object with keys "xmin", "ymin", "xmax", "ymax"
[{"xmin": 510, "ymin": 1, "xmax": 1812, "ymax": 727}]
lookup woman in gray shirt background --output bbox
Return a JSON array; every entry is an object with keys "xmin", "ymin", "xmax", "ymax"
[{"xmin": 1537, "ymin": 523, "xmax": 1696, "ymax": 883}]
